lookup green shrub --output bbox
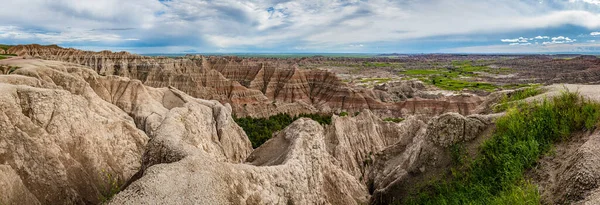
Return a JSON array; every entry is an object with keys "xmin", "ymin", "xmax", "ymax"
[
  {"xmin": 404, "ymin": 90, "xmax": 600, "ymax": 204},
  {"xmin": 339, "ymin": 112, "xmax": 349, "ymax": 117},
  {"xmin": 99, "ymin": 170, "xmax": 121, "ymax": 203},
  {"xmin": 235, "ymin": 113, "xmax": 332, "ymax": 148},
  {"xmin": 8, "ymin": 66, "xmax": 19, "ymax": 74}
]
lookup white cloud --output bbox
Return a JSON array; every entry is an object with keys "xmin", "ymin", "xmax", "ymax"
[
  {"xmin": 0, "ymin": 26, "xmax": 140, "ymax": 43},
  {"xmin": 570, "ymin": 0, "xmax": 600, "ymax": 5},
  {"xmin": 447, "ymin": 42, "xmax": 600, "ymax": 53},
  {"xmin": 501, "ymin": 37, "xmax": 530, "ymax": 43},
  {"xmin": 592, "ymin": 32, "xmax": 600, "ymax": 36},
  {"xmin": 1, "ymin": 0, "xmax": 600, "ymax": 52},
  {"xmin": 501, "ymin": 35, "xmax": 577, "ymax": 46}
]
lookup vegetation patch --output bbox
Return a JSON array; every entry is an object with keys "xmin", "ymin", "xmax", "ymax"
[
  {"xmin": 400, "ymin": 61, "xmax": 516, "ymax": 92},
  {"xmin": 494, "ymin": 86, "xmax": 542, "ymax": 112},
  {"xmin": 404, "ymin": 90, "xmax": 600, "ymax": 205},
  {"xmin": 8, "ymin": 66, "xmax": 20, "ymax": 74},
  {"xmin": 99, "ymin": 170, "xmax": 122, "ymax": 204},
  {"xmin": 383, "ymin": 117, "xmax": 404, "ymax": 123},
  {"xmin": 235, "ymin": 113, "xmax": 332, "ymax": 148},
  {"xmin": 0, "ymin": 44, "xmax": 12, "ymax": 52}
]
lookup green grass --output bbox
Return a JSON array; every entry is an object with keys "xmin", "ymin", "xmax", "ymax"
[
  {"xmin": 235, "ymin": 113, "xmax": 332, "ymax": 148},
  {"xmin": 383, "ymin": 117, "xmax": 405, "ymax": 123},
  {"xmin": 400, "ymin": 61, "xmax": 517, "ymax": 92},
  {"xmin": 494, "ymin": 87, "xmax": 542, "ymax": 112},
  {"xmin": 7, "ymin": 66, "xmax": 20, "ymax": 74},
  {"xmin": 99, "ymin": 170, "xmax": 122, "ymax": 203},
  {"xmin": 403, "ymin": 90, "xmax": 600, "ymax": 205},
  {"xmin": 0, "ymin": 44, "xmax": 12, "ymax": 52},
  {"xmin": 0, "ymin": 54, "xmax": 17, "ymax": 60},
  {"xmin": 429, "ymin": 77, "xmax": 497, "ymax": 91}
]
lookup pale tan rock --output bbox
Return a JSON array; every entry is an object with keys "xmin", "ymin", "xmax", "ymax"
[
  {"xmin": 426, "ymin": 112, "xmax": 491, "ymax": 147},
  {"xmin": 111, "ymin": 119, "xmax": 369, "ymax": 205},
  {"xmin": 0, "ymin": 58, "xmax": 253, "ymax": 204},
  {"xmin": 324, "ymin": 110, "xmax": 406, "ymax": 180},
  {"xmin": 8, "ymin": 44, "xmax": 486, "ymax": 118},
  {"xmin": 532, "ymin": 132, "xmax": 600, "ymax": 204},
  {"xmin": 0, "ymin": 83, "xmax": 148, "ymax": 204},
  {"xmin": 0, "ymin": 165, "xmax": 40, "ymax": 205}
]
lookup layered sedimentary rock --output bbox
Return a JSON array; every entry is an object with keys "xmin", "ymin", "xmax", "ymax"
[
  {"xmin": 367, "ymin": 112, "xmax": 497, "ymax": 204},
  {"xmin": 0, "ymin": 61, "xmax": 148, "ymax": 204},
  {"xmin": 324, "ymin": 111, "xmax": 408, "ymax": 180},
  {"xmin": 8, "ymin": 44, "xmax": 484, "ymax": 118},
  {"xmin": 0, "ymin": 58, "xmax": 253, "ymax": 204},
  {"xmin": 112, "ymin": 119, "xmax": 370, "ymax": 204}
]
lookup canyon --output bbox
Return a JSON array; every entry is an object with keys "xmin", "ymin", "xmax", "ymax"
[
  {"xmin": 2, "ymin": 46, "xmax": 600, "ymax": 204},
  {"xmin": 7, "ymin": 44, "xmax": 485, "ymax": 118}
]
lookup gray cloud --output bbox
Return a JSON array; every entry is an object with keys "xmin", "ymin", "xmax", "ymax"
[{"xmin": 1, "ymin": 0, "xmax": 600, "ymax": 53}]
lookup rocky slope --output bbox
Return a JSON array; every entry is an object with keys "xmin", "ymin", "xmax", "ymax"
[
  {"xmin": 0, "ymin": 59, "xmax": 148, "ymax": 204},
  {"xmin": 0, "ymin": 58, "xmax": 253, "ymax": 204},
  {"xmin": 7, "ymin": 44, "xmax": 485, "ymax": 118},
  {"xmin": 8, "ymin": 47, "xmax": 600, "ymax": 204},
  {"xmin": 0, "ymin": 57, "xmax": 502, "ymax": 204}
]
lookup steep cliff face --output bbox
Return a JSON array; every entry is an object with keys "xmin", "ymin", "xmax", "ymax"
[
  {"xmin": 0, "ymin": 57, "xmax": 526, "ymax": 205},
  {"xmin": 0, "ymin": 58, "xmax": 254, "ymax": 204},
  {"xmin": 0, "ymin": 60, "xmax": 148, "ymax": 204},
  {"xmin": 112, "ymin": 119, "xmax": 370, "ymax": 205},
  {"xmin": 367, "ymin": 113, "xmax": 499, "ymax": 204},
  {"xmin": 8, "ymin": 44, "xmax": 484, "ymax": 118}
]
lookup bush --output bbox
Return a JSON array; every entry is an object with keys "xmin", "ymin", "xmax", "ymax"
[
  {"xmin": 404, "ymin": 90, "xmax": 600, "ymax": 204},
  {"xmin": 235, "ymin": 113, "xmax": 332, "ymax": 148},
  {"xmin": 99, "ymin": 170, "xmax": 121, "ymax": 203}
]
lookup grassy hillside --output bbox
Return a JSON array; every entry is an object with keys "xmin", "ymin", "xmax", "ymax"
[
  {"xmin": 404, "ymin": 90, "xmax": 600, "ymax": 204},
  {"xmin": 0, "ymin": 44, "xmax": 13, "ymax": 52}
]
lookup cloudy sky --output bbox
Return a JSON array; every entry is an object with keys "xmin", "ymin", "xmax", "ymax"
[{"xmin": 1, "ymin": 0, "xmax": 600, "ymax": 54}]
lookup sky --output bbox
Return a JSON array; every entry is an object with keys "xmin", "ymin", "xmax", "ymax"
[{"xmin": 2, "ymin": 0, "xmax": 600, "ymax": 54}]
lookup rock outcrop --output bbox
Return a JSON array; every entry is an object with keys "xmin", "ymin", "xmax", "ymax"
[
  {"xmin": 530, "ymin": 131, "xmax": 600, "ymax": 204},
  {"xmin": 111, "ymin": 119, "xmax": 369, "ymax": 204},
  {"xmin": 367, "ymin": 112, "xmax": 496, "ymax": 204},
  {"xmin": 0, "ymin": 58, "xmax": 253, "ymax": 204},
  {"xmin": 8, "ymin": 44, "xmax": 485, "ymax": 118},
  {"xmin": 0, "ymin": 49, "xmax": 508, "ymax": 205},
  {"xmin": 0, "ymin": 62, "xmax": 148, "ymax": 204}
]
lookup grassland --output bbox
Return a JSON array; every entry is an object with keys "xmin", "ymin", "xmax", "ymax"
[
  {"xmin": 0, "ymin": 44, "xmax": 12, "ymax": 51},
  {"xmin": 400, "ymin": 60, "xmax": 519, "ymax": 91},
  {"xmin": 403, "ymin": 90, "xmax": 600, "ymax": 204}
]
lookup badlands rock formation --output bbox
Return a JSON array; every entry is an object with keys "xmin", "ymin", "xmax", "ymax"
[
  {"xmin": 0, "ymin": 58, "xmax": 252, "ymax": 204},
  {"xmin": 8, "ymin": 44, "xmax": 485, "ymax": 118},
  {"xmin": 8, "ymin": 55, "xmax": 600, "ymax": 205},
  {"xmin": 0, "ymin": 59, "xmax": 148, "ymax": 204},
  {"xmin": 0, "ymin": 57, "xmax": 501, "ymax": 205}
]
